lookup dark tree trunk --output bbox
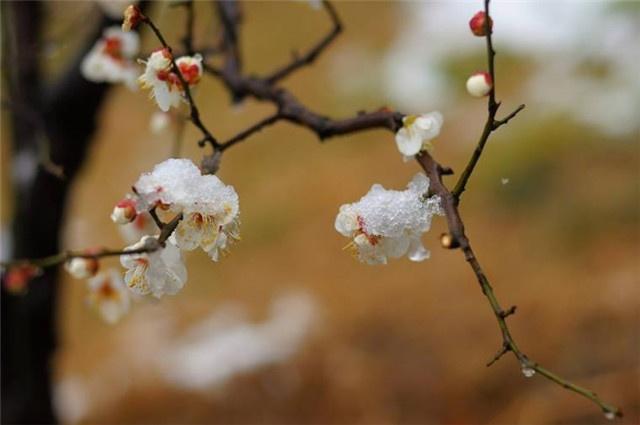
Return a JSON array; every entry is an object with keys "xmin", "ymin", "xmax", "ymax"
[{"xmin": 1, "ymin": 3, "xmax": 119, "ymax": 423}]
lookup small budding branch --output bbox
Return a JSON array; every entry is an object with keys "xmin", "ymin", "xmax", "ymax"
[{"xmin": 2, "ymin": 0, "xmax": 621, "ymax": 419}]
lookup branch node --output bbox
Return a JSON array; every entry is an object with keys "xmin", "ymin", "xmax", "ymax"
[{"xmin": 499, "ymin": 305, "xmax": 517, "ymax": 318}]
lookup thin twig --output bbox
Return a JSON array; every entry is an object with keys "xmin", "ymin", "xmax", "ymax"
[
  {"xmin": 452, "ymin": 0, "xmax": 525, "ymax": 201},
  {"xmin": 0, "ymin": 214, "xmax": 183, "ymax": 271},
  {"xmin": 219, "ymin": 112, "xmax": 282, "ymax": 152},
  {"xmin": 264, "ymin": 0, "xmax": 342, "ymax": 84}
]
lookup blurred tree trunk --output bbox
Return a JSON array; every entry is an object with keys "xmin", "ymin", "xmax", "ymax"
[{"xmin": 1, "ymin": 2, "xmax": 117, "ymax": 423}]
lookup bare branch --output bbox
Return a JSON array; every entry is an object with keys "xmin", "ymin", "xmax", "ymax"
[{"xmin": 264, "ymin": 0, "xmax": 342, "ymax": 84}]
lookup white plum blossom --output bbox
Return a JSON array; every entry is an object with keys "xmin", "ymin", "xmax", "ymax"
[
  {"xmin": 132, "ymin": 158, "xmax": 240, "ymax": 261},
  {"xmin": 120, "ymin": 236, "xmax": 187, "ymax": 298},
  {"xmin": 395, "ymin": 111, "xmax": 443, "ymax": 157},
  {"xmin": 138, "ymin": 50, "xmax": 203, "ymax": 112},
  {"xmin": 335, "ymin": 173, "xmax": 443, "ymax": 265},
  {"xmin": 80, "ymin": 27, "xmax": 139, "ymax": 90},
  {"xmin": 86, "ymin": 269, "xmax": 130, "ymax": 324}
]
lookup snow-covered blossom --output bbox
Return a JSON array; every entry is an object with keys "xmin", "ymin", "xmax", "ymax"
[
  {"xmin": 132, "ymin": 158, "xmax": 240, "ymax": 261},
  {"xmin": 111, "ymin": 197, "xmax": 138, "ymax": 224},
  {"xmin": 120, "ymin": 236, "xmax": 187, "ymax": 298},
  {"xmin": 149, "ymin": 111, "xmax": 172, "ymax": 135},
  {"xmin": 122, "ymin": 4, "xmax": 143, "ymax": 32},
  {"xmin": 86, "ymin": 269, "xmax": 130, "ymax": 324},
  {"xmin": 469, "ymin": 11, "xmax": 492, "ymax": 37},
  {"xmin": 81, "ymin": 27, "xmax": 139, "ymax": 90},
  {"xmin": 65, "ymin": 257, "xmax": 99, "ymax": 279},
  {"xmin": 138, "ymin": 50, "xmax": 203, "ymax": 112},
  {"xmin": 335, "ymin": 173, "xmax": 443, "ymax": 265},
  {"xmin": 466, "ymin": 72, "xmax": 492, "ymax": 97},
  {"xmin": 394, "ymin": 112, "xmax": 443, "ymax": 157}
]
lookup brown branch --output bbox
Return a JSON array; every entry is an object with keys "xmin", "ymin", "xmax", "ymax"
[
  {"xmin": 0, "ymin": 214, "xmax": 183, "ymax": 271},
  {"xmin": 264, "ymin": 0, "xmax": 342, "ymax": 84}
]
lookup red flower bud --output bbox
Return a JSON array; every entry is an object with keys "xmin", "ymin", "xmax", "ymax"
[{"xmin": 469, "ymin": 11, "xmax": 493, "ymax": 37}]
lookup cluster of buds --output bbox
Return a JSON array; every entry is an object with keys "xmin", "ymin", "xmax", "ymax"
[{"xmin": 466, "ymin": 11, "xmax": 494, "ymax": 98}]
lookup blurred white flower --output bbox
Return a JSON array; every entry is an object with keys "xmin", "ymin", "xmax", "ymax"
[
  {"xmin": 87, "ymin": 269, "xmax": 130, "ymax": 324},
  {"xmin": 132, "ymin": 158, "xmax": 241, "ymax": 260},
  {"xmin": 335, "ymin": 173, "xmax": 443, "ymax": 264},
  {"xmin": 149, "ymin": 111, "xmax": 172, "ymax": 135},
  {"xmin": 395, "ymin": 112, "xmax": 443, "ymax": 157},
  {"xmin": 138, "ymin": 50, "xmax": 203, "ymax": 111},
  {"xmin": 81, "ymin": 27, "xmax": 139, "ymax": 90},
  {"xmin": 120, "ymin": 236, "xmax": 187, "ymax": 298}
]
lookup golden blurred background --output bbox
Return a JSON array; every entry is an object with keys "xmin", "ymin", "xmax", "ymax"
[{"xmin": 3, "ymin": 1, "xmax": 639, "ymax": 424}]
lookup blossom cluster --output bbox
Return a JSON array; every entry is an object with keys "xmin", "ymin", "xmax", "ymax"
[
  {"xmin": 335, "ymin": 174, "xmax": 443, "ymax": 265},
  {"xmin": 60, "ymin": 159, "xmax": 239, "ymax": 323}
]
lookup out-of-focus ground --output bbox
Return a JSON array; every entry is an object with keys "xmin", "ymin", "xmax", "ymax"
[{"xmin": 2, "ymin": 1, "xmax": 639, "ymax": 424}]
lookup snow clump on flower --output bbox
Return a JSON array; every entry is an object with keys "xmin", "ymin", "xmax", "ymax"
[
  {"xmin": 81, "ymin": 27, "xmax": 139, "ymax": 89},
  {"xmin": 131, "ymin": 158, "xmax": 240, "ymax": 261},
  {"xmin": 335, "ymin": 173, "xmax": 443, "ymax": 265}
]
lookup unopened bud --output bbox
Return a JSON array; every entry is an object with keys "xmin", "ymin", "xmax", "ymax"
[
  {"xmin": 466, "ymin": 72, "xmax": 493, "ymax": 98},
  {"xmin": 111, "ymin": 199, "xmax": 137, "ymax": 224},
  {"xmin": 469, "ymin": 11, "xmax": 493, "ymax": 37},
  {"xmin": 3, "ymin": 265, "xmax": 41, "ymax": 294},
  {"xmin": 122, "ymin": 5, "xmax": 143, "ymax": 32},
  {"xmin": 440, "ymin": 233, "xmax": 460, "ymax": 249},
  {"xmin": 65, "ymin": 257, "xmax": 99, "ymax": 279}
]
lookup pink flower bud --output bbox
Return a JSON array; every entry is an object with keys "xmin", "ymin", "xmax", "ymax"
[
  {"xmin": 3, "ymin": 265, "xmax": 40, "ymax": 294},
  {"xmin": 122, "ymin": 5, "xmax": 143, "ymax": 32},
  {"xmin": 65, "ymin": 257, "xmax": 100, "ymax": 279},
  {"xmin": 466, "ymin": 72, "xmax": 493, "ymax": 97},
  {"xmin": 111, "ymin": 198, "xmax": 137, "ymax": 224},
  {"xmin": 469, "ymin": 11, "xmax": 493, "ymax": 37}
]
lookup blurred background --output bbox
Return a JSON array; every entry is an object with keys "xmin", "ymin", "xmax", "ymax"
[{"xmin": 1, "ymin": 1, "xmax": 639, "ymax": 424}]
